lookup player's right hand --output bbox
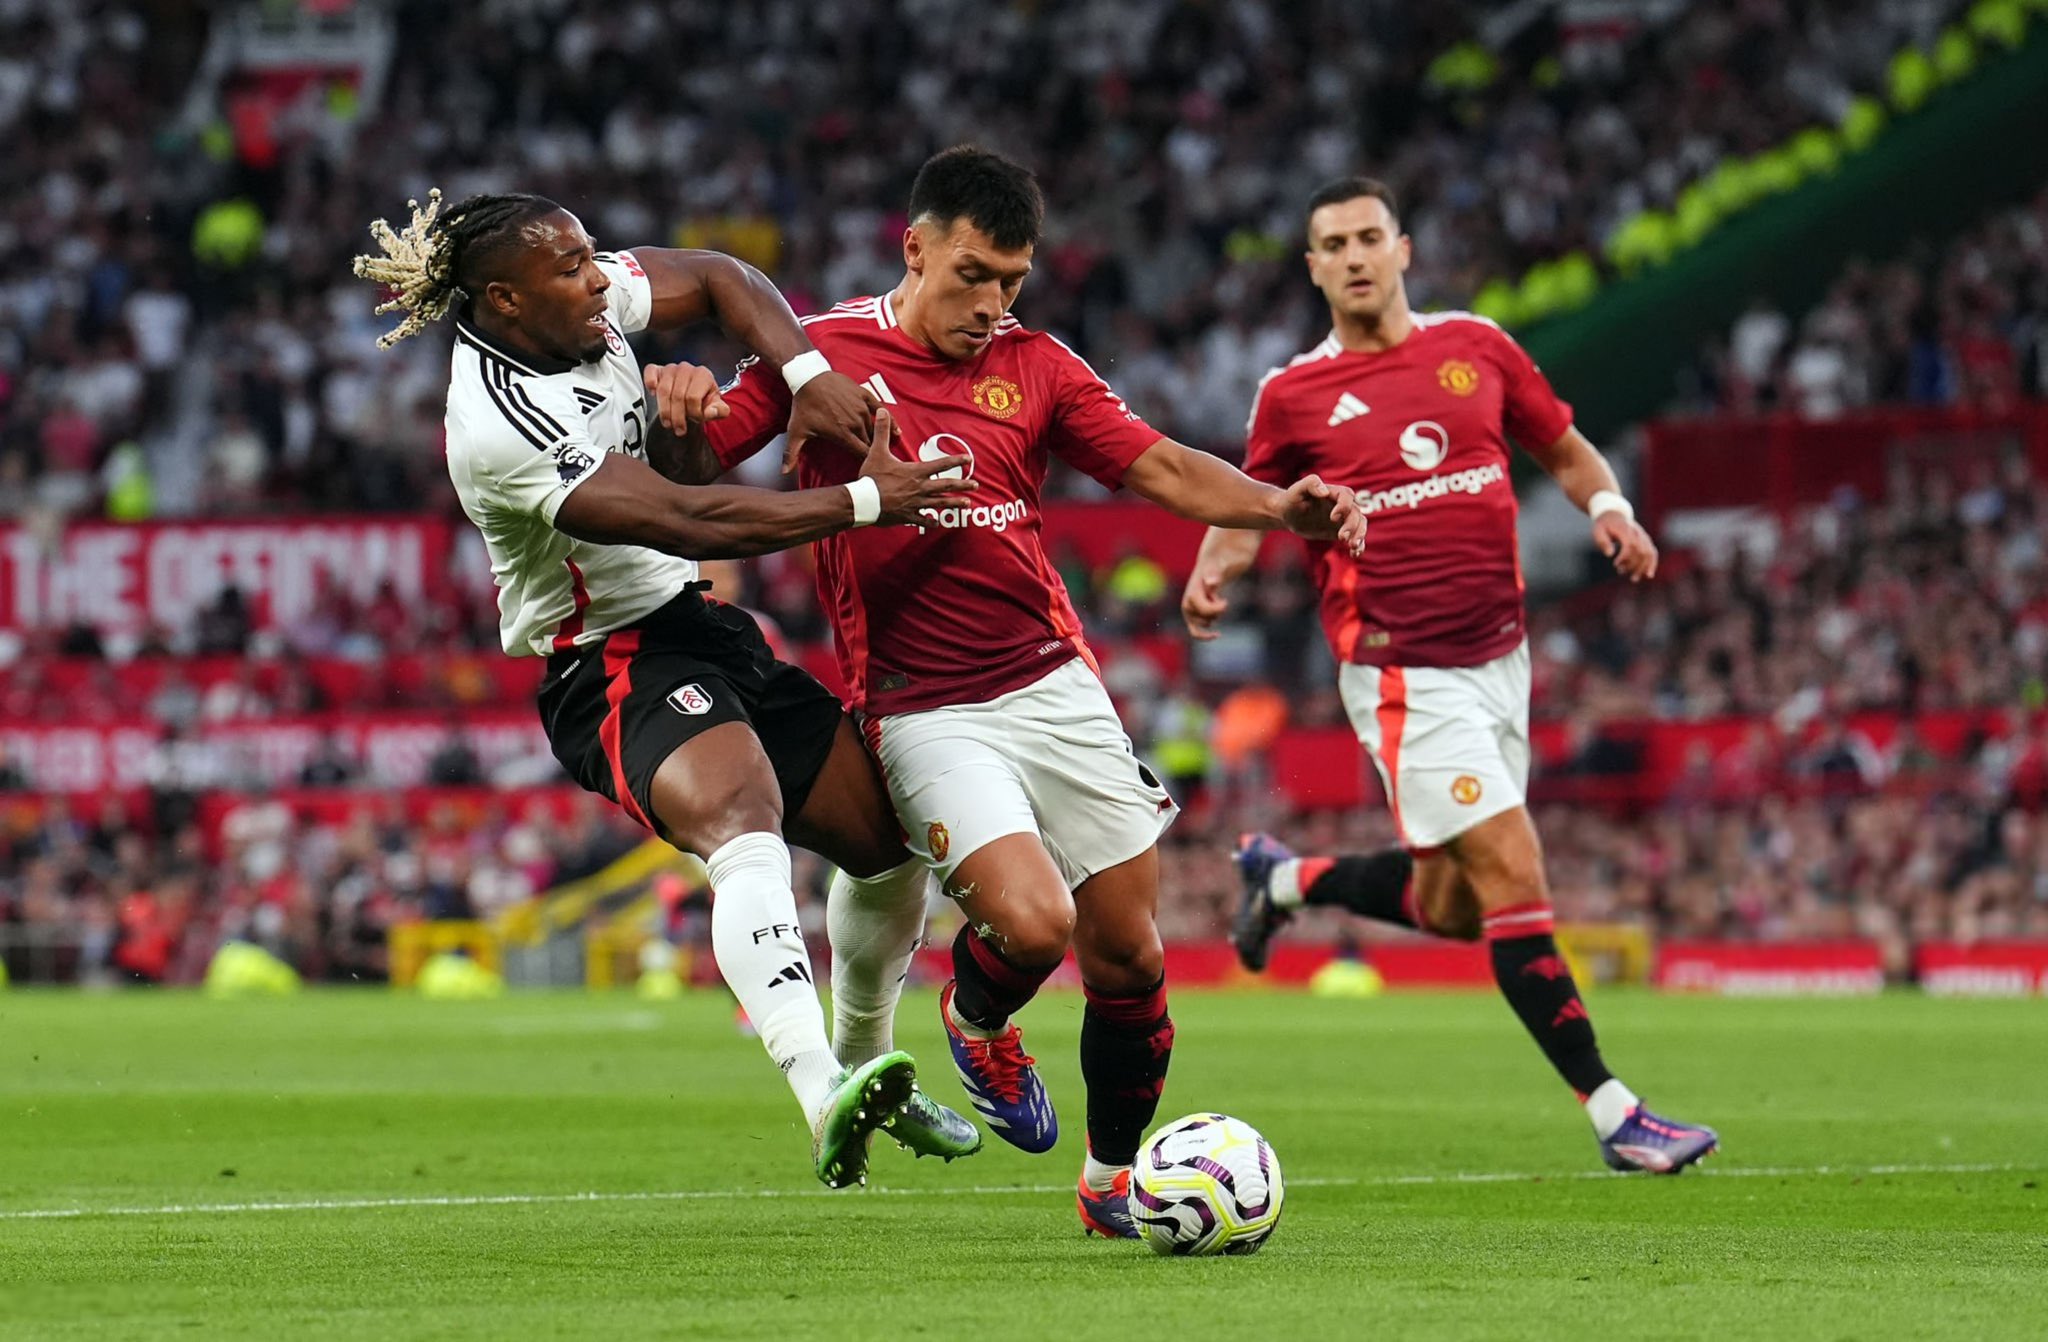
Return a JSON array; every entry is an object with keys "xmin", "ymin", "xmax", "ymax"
[
  {"xmin": 643, "ymin": 362, "xmax": 727, "ymax": 434},
  {"xmin": 1182, "ymin": 567, "xmax": 1231, "ymax": 641},
  {"xmin": 859, "ymin": 408, "xmax": 977, "ymax": 524}
]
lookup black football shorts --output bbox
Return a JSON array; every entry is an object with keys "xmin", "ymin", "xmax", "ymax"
[{"xmin": 538, "ymin": 585, "xmax": 845, "ymax": 834}]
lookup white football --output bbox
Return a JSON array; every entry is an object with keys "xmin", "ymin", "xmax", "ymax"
[{"xmin": 1130, "ymin": 1112, "xmax": 1285, "ymax": 1256}]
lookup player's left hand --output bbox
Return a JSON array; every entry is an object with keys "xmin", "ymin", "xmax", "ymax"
[
  {"xmin": 785, "ymin": 370, "xmax": 877, "ymax": 473},
  {"xmin": 642, "ymin": 361, "xmax": 727, "ymax": 434},
  {"xmin": 1279, "ymin": 475, "xmax": 1367, "ymax": 556},
  {"xmin": 1593, "ymin": 510, "xmax": 1658, "ymax": 582}
]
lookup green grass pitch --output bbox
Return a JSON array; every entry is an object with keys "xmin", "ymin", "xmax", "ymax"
[{"xmin": 3, "ymin": 986, "xmax": 2045, "ymax": 1340}]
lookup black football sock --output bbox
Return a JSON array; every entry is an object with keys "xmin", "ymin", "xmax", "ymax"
[
  {"xmin": 950, "ymin": 923, "xmax": 1056, "ymax": 1032},
  {"xmin": 1079, "ymin": 976, "xmax": 1175, "ymax": 1169},
  {"xmin": 1294, "ymin": 850, "xmax": 1418, "ymax": 928},
  {"xmin": 1484, "ymin": 903, "xmax": 1614, "ymax": 1098}
]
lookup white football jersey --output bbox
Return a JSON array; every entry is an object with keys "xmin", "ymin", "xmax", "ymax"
[{"xmin": 444, "ymin": 251, "xmax": 697, "ymax": 656}]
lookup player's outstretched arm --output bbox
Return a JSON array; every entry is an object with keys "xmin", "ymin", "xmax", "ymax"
[
  {"xmin": 626, "ymin": 248, "xmax": 871, "ymax": 457},
  {"xmin": 1522, "ymin": 426, "xmax": 1658, "ymax": 582},
  {"xmin": 1122, "ymin": 438, "xmax": 1365, "ymax": 550},
  {"xmin": 554, "ymin": 410, "xmax": 971, "ymax": 560},
  {"xmin": 1181, "ymin": 527, "xmax": 1264, "ymax": 641}
]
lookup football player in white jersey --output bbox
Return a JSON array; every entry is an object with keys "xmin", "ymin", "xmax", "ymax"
[{"xmin": 353, "ymin": 189, "xmax": 980, "ymax": 1188}]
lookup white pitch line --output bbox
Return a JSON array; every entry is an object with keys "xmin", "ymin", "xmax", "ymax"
[{"xmin": 0, "ymin": 1162, "xmax": 2027, "ymax": 1224}]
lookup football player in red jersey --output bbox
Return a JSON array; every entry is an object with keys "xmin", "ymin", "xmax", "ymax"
[
  {"xmin": 654, "ymin": 147, "xmax": 1364, "ymax": 1234},
  {"xmin": 1183, "ymin": 178, "xmax": 1716, "ymax": 1173}
]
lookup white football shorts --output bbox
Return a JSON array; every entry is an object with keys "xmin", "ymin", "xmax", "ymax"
[
  {"xmin": 1337, "ymin": 641, "xmax": 1531, "ymax": 849},
  {"xmin": 868, "ymin": 659, "xmax": 1179, "ymax": 890}
]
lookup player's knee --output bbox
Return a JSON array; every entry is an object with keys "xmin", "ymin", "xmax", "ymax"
[
  {"xmin": 984, "ymin": 887, "xmax": 1075, "ymax": 969},
  {"xmin": 1077, "ymin": 928, "xmax": 1163, "ymax": 993},
  {"xmin": 660, "ymin": 775, "xmax": 783, "ymax": 857},
  {"xmin": 1453, "ymin": 830, "xmax": 1548, "ymax": 912}
]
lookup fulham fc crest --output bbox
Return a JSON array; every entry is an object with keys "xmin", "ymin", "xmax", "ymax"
[{"xmin": 667, "ymin": 683, "xmax": 714, "ymax": 715}]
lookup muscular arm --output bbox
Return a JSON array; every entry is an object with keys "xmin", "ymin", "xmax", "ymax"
[
  {"xmin": 1522, "ymin": 425, "xmax": 1659, "ymax": 581},
  {"xmin": 1121, "ymin": 438, "xmax": 1292, "ymax": 527},
  {"xmin": 1122, "ymin": 438, "xmax": 1361, "ymax": 549},
  {"xmin": 627, "ymin": 248, "xmax": 870, "ymax": 460},
  {"xmin": 553, "ymin": 408, "xmax": 971, "ymax": 559},
  {"xmin": 1180, "ymin": 526, "xmax": 1264, "ymax": 641},
  {"xmin": 1191, "ymin": 526, "xmax": 1264, "ymax": 588},
  {"xmin": 643, "ymin": 418, "xmax": 726, "ymax": 487},
  {"xmin": 553, "ymin": 453, "xmax": 859, "ymax": 559},
  {"xmin": 629, "ymin": 248, "xmax": 813, "ymax": 359},
  {"xmin": 1520, "ymin": 425, "xmax": 1622, "ymax": 512}
]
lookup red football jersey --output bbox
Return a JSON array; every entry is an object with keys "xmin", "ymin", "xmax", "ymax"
[
  {"xmin": 703, "ymin": 295, "xmax": 1162, "ymax": 714},
  {"xmin": 1243, "ymin": 312, "xmax": 1573, "ymax": 669}
]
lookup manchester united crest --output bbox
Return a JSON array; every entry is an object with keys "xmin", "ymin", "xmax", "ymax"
[
  {"xmin": 971, "ymin": 375, "xmax": 1023, "ymax": 420},
  {"xmin": 1437, "ymin": 359, "xmax": 1480, "ymax": 397},
  {"xmin": 927, "ymin": 821, "xmax": 951, "ymax": 863},
  {"xmin": 1451, "ymin": 775, "xmax": 1483, "ymax": 805}
]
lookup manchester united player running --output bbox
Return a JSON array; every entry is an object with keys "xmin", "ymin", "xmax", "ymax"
[
  {"xmin": 352, "ymin": 190, "xmax": 982, "ymax": 1189},
  {"xmin": 1183, "ymin": 178, "xmax": 1716, "ymax": 1173},
  {"xmin": 680, "ymin": 147, "xmax": 1362, "ymax": 1233}
]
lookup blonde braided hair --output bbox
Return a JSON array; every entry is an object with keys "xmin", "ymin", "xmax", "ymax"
[{"xmin": 351, "ymin": 189, "xmax": 558, "ymax": 348}]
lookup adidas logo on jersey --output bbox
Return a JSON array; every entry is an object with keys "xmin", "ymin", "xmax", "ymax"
[
  {"xmin": 862, "ymin": 373, "xmax": 897, "ymax": 405},
  {"xmin": 767, "ymin": 961, "xmax": 813, "ymax": 989},
  {"xmin": 1327, "ymin": 392, "xmax": 1370, "ymax": 427}
]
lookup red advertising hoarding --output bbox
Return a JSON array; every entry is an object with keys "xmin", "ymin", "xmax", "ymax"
[
  {"xmin": 1914, "ymin": 942, "xmax": 2048, "ymax": 996},
  {"xmin": 1655, "ymin": 940, "xmax": 1884, "ymax": 995}
]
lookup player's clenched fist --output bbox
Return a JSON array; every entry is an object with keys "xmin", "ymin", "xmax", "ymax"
[
  {"xmin": 1278, "ymin": 474, "xmax": 1368, "ymax": 557},
  {"xmin": 858, "ymin": 408, "xmax": 978, "ymax": 524},
  {"xmin": 1181, "ymin": 565, "xmax": 1232, "ymax": 642},
  {"xmin": 642, "ymin": 362, "xmax": 728, "ymax": 434},
  {"xmin": 1592, "ymin": 508, "xmax": 1658, "ymax": 582}
]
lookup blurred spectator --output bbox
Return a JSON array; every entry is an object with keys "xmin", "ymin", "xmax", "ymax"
[
  {"xmin": 425, "ymin": 726, "xmax": 483, "ymax": 787},
  {"xmin": 299, "ymin": 731, "xmax": 360, "ymax": 788},
  {"xmin": 193, "ymin": 586, "xmax": 254, "ymax": 657}
]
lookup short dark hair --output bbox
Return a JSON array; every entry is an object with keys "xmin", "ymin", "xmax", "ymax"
[
  {"xmin": 440, "ymin": 192, "xmax": 564, "ymax": 299},
  {"xmin": 908, "ymin": 146, "xmax": 1045, "ymax": 250},
  {"xmin": 1304, "ymin": 177, "xmax": 1400, "ymax": 238}
]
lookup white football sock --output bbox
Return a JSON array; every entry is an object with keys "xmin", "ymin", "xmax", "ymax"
[
  {"xmin": 945, "ymin": 991, "xmax": 1004, "ymax": 1040},
  {"xmin": 1584, "ymin": 1078, "xmax": 1641, "ymax": 1139},
  {"xmin": 827, "ymin": 858, "xmax": 929, "ymax": 1068},
  {"xmin": 1268, "ymin": 858, "xmax": 1307, "ymax": 909},
  {"xmin": 1082, "ymin": 1151, "xmax": 1129, "ymax": 1194},
  {"xmin": 706, "ymin": 831, "xmax": 840, "ymax": 1124}
]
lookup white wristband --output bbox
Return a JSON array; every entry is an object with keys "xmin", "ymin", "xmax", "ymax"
[
  {"xmin": 1586, "ymin": 489, "xmax": 1634, "ymax": 524},
  {"xmin": 781, "ymin": 350, "xmax": 832, "ymax": 396},
  {"xmin": 844, "ymin": 476, "xmax": 881, "ymax": 527}
]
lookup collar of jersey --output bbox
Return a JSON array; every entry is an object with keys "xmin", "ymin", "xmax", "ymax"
[{"xmin": 454, "ymin": 316, "xmax": 580, "ymax": 377}]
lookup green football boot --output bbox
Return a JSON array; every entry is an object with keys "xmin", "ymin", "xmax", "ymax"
[{"xmin": 812, "ymin": 1050, "xmax": 919, "ymax": 1189}]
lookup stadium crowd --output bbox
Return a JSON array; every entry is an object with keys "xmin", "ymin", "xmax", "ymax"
[
  {"xmin": 0, "ymin": 0, "xmax": 1969, "ymax": 518},
  {"xmin": 1691, "ymin": 187, "xmax": 2048, "ymax": 414},
  {"xmin": 4, "ymin": 446, "xmax": 2037, "ymax": 735}
]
